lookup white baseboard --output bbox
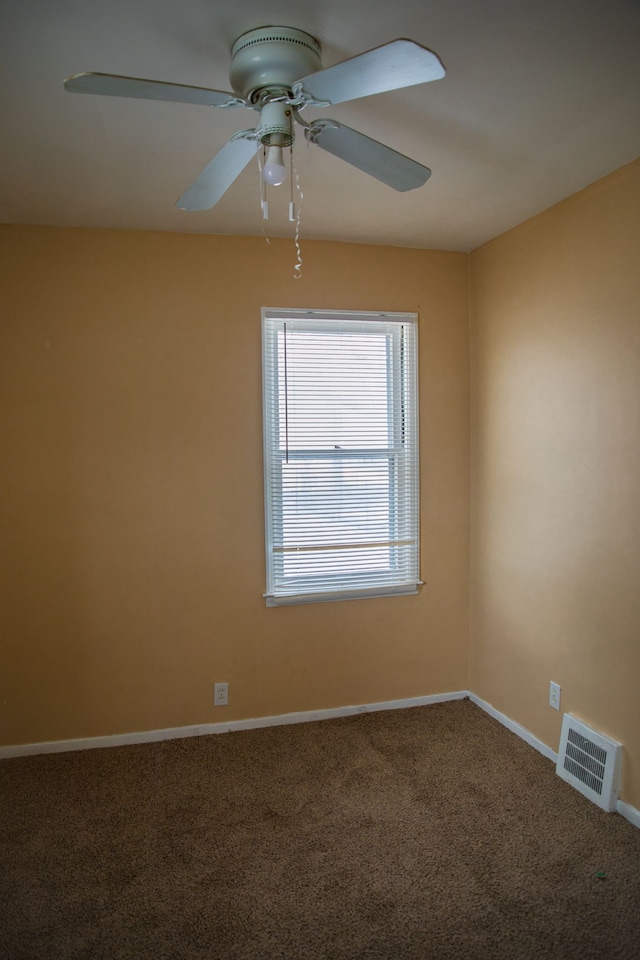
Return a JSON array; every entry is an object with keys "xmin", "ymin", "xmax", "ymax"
[
  {"xmin": 616, "ymin": 799, "xmax": 640, "ymax": 830},
  {"xmin": 469, "ymin": 693, "xmax": 640, "ymax": 830},
  {"xmin": 468, "ymin": 692, "xmax": 558, "ymax": 763},
  {"xmin": 0, "ymin": 690, "xmax": 469, "ymax": 760},
  {"xmin": 3, "ymin": 689, "xmax": 639, "ymax": 831}
]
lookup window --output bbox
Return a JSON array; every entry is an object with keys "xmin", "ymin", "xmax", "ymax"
[{"xmin": 262, "ymin": 308, "xmax": 421, "ymax": 606}]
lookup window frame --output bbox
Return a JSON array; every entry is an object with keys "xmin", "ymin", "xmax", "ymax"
[{"xmin": 262, "ymin": 307, "xmax": 421, "ymax": 606}]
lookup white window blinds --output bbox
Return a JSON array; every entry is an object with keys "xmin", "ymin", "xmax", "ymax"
[{"xmin": 262, "ymin": 309, "xmax": 420, "ymax": 606}]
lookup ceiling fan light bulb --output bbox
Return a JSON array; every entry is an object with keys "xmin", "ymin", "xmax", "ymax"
[{"xmin": 262, "ymin": 145, "xmax": 286, "ymax": 186}]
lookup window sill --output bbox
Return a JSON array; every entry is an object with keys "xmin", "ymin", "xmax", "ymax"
[{"xmin": 264, "ymin": 583, "xmax": 423, "ymax": 607}]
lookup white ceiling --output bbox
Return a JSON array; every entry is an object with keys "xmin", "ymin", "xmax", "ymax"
[{"xmin": 1, "ymin": 0, "xmax": 639, "ymax": 251}]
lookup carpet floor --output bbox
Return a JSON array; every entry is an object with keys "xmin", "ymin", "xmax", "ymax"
[{"xmin": 1, "ymin": 699, "xmax": 639, "ymax": 959}]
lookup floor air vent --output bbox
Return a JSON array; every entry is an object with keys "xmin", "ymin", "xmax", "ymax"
[{"xmin": 556, "ymin": 714, "xmax": 622, "ymax": 812}]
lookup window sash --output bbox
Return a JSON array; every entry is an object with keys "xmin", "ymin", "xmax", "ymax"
[{"xmin": 262, "ymin": 309, "xmax": 420, "ymax": 605}]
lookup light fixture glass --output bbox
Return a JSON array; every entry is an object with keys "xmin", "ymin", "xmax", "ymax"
[{"xmin": 262, "ymin": 145, "xmax": 287, "ymax": 186}]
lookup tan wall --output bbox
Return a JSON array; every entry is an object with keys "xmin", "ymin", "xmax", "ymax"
[
  {"xmin": 0, "ymin": 227, "xmax": 470, "ymax": 746},
  {"xmin": 469, "ymin": 159, "xmax": 640, "ymax": 808}
]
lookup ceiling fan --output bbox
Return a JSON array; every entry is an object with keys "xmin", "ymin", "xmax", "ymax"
[{"xmin": 64, "ymin": 26, "xmax": 445, "ymax": 212}]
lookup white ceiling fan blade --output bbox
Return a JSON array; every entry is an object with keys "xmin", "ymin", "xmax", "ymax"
[
  {"xmin": 176, "ymin": 134, "xmax": 257, "ymax": 211},
  {"xmin": 64, "ymin": 73, "xmax": 247, "ymax": 108},
  {"xmin": 296, "ymin": 40, "xmax": 445, "ymax": 107},
  {"xmin": 309, "ymin": 121, "xmax": 431, "ymax": 191}
]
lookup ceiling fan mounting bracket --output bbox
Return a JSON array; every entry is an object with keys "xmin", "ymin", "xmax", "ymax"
[
  {"xmin": 305, "ymin": 118, "xmax": 339, "ymax": 144},
  {"xmin": 229, "ymin": 26, "xmax": 322, "ymax": 102}
]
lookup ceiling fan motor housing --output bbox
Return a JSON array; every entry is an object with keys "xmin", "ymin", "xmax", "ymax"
[{"xmin": 229, "ymin": 26, "xmax": 322, "ymax": 102}]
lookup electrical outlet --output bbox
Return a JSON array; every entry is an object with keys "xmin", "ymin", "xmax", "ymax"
[
  {"xmin": 549, "ymin": 681, "xmax": 561, "ymax": 711},
  {"xmin": 214, "ymin": 682, "xmax": 228, "ymax": 706}
]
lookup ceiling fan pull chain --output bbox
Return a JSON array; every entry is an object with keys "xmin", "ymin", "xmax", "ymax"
[
  {"xmin": 257, "ymin": 147, "xmax": 271, "ymax": 237},
  {"xmin": 259, "ymin": 146, "xmax": 268, "ymax": 219},
  {"xmin": 292, "ymin": 154, "xmax": 304, "ymax": 280},
  {"xmin": 288, "ymin": 144, "xmax": 296, "ymax": 222}
]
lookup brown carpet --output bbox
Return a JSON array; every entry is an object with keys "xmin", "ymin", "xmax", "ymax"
[{"xmin": 1, "ymin": 699, "xmax": 639, "ymax": 960}]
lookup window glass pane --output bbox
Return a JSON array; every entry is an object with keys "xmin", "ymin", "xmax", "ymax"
[
  {"xmin": 278, "ymin": 329, "xmax": 390, "ymax": 450},
  {"xmin": 280, "ymin": 455, "xmax": 392, "ymax": 551}
]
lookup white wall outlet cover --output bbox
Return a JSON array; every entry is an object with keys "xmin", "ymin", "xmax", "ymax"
[{"xmin": 549, "ymin": 681, "xmax": 561, "ymax": 711}]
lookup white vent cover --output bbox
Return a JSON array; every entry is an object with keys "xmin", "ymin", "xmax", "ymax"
[{"xmin": 556, "ymin": 714, "xmax": 622, "ymax": 812}]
